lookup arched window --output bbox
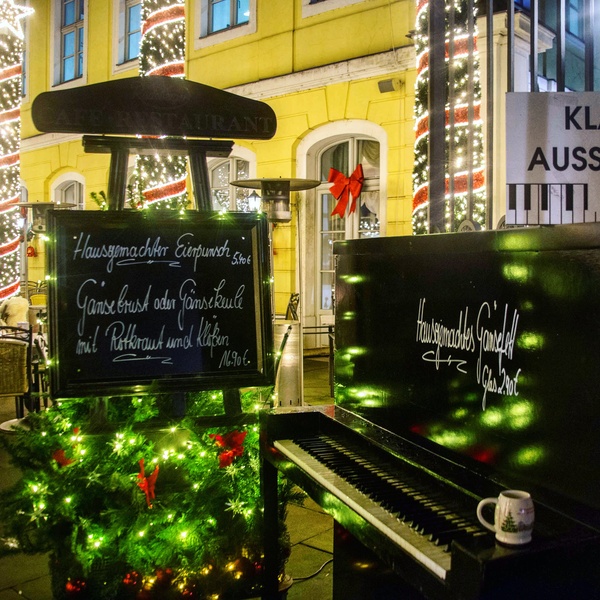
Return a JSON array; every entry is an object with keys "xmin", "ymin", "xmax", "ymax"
[
  {"xmin": 209, "ymin": 156, "xmax": 255, "ymax": 212},
  {"xmin": 56, "ymin": 180, "xmax": 84, "ymax": 210},
  {"xmin": 296, "ymin": 121, "xmax": 386, "ymax": 337},
  {"xmin": 316, "ymin": 137, "xmax": 380, "ymax": 310},
  {"xmin": 52, "ymin": 173, "xmax": 85, "ymax": 211}
]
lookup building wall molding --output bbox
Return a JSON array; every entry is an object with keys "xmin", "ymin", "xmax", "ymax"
[
  {"xmin": 22, "ymin": 47, "xmax": 415, "ymax": 152},
  {"xmin": 227, "ymin": 47, "xmax": 415, "ymax": 100}
]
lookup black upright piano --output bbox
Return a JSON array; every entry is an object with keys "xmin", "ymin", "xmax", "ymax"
[{"xmin": 262, "ymin": 224, "xmax": 600, "ymax": 599}]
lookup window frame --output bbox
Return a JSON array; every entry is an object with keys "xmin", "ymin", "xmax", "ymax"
[
  {"xmin": 124, "ymin": 0, "xmax": 142, "ymax": 62},
  {"xmin": 302, "ymin": 0, "xmax": 365, "ymax": 19},
  {"xmin": 206, "ymin": 146, "xmax": 257, "ymax": 211},
  {"xmin": 209, "ymin": 157, "xmax": 252, "ymax": 212},
  {"xmin": 208, "ymin": 0, "xmax": 249, "ymax": 35},
  {"xmin": 59, "ymin": 0, "xmax": 85, "ymax": 83},
  {"xmin": 195, "ymin": 0, "xmax": 256, "ymax": 49},
  {"xmin": 316, "ymin": 136, "xmax": 381, "ymax": 313},
  {"xmin": 52, "ymin": 173, "xmax": 85, "ymax": 211},
  {"xmin": 113, "ymin": 0, "xmax": 141, "ymax": 73},
  {"xmin": 52, "ymin": 0, "xmax": 87, "ymax": 87}
]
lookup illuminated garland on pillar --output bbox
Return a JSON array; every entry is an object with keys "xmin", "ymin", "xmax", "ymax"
[
  {"xmin": 132, "ymin": 0, "xmax": 188, "ymax": 210},
  {"xmin": 0, "ymin": 1, "xmax": 33, "ymax": 299},
  {"xmin": 412, "ymin": 0, "xmax": 486, "ymax": 234}
]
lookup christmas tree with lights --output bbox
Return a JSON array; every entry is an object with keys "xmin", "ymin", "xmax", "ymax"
[
  {"xmin": 412, "ymin": 0, "xmax": 486, "ymax": 234},
  {"xmin": 1, "ymin": 391, "xmax": 298, "ymax": 598},
  {"xmin": 130, "ymin": 0, "xmax": 190, "ymax": 210},
  {"xmin": 0, "ymin": 0, "xmax": 33, "ymax": 299}
]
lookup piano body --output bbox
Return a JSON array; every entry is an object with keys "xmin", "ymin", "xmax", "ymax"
[{"xmin": 261, "ymin": 223, "xmax": 600, "ymax": 599}]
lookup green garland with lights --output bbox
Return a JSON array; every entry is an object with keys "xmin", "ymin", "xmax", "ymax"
[{"xmin": 0, "ymin": 391, "xmax": 300, "ymax": 599}]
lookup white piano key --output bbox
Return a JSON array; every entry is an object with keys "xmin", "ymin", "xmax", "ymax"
[{"xmin": 274, "ymin": 439, "xmax": 453, "ymax": 580}]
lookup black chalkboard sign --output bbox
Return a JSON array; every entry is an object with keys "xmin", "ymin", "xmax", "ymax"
[{"xmin": 47, "ymin": 211, "xmax": 274, "ymax": 397}]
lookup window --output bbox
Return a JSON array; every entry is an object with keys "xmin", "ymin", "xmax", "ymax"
[
  {"xmin": 60, "ymin": 0, "xmax": 84, "ymax": 82},
  {"xmin": 209, "ymin": 0, "xmax": 249, "ymax": 34},
  {"xmin": 317, "ymin": 138, "xmax": 380, "ymax": 311},
  {"xmin": 55, "ymin": 180, "xmax": 84, "ymax": 210},
  {"xmin": 566, "ymin": 0, "xmax": 583, "ymax": 38},
  {"xmin": 196, "ymin": 0, "xmax": 256, "ymax": 47},
  {"xmin": 125, "ymin": 0, "xmax": 141, "ymax": 61},
  {"xmin": 113, "ymin": 0, "xmax": 141, "ymax": 70},
  {"xmin": 210, "ymin": 157, "xmax": 253, "ymax": 211}
]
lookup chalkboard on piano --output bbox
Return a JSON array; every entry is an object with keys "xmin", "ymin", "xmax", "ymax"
[{"xmin": 47, "ymin": 211, "xmax": 273, "ymax": 398}]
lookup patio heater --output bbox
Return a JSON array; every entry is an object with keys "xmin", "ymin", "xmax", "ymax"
[{"xmin": 231, "ymin": 178, "xmax": 320, "ymax": 407}]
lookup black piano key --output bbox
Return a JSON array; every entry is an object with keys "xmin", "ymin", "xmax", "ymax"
[
  {"xmin": 524, "ymin": 184, "xmax": 532, "ymax": 211},
  {"xmin": 508, "ymin": 184, "xmax": 517, "ymax": 210},
  {"xmin": 566, "ymin": 184, "xmax": 574, "ymax": 211},
  {"xmin": 541, "ymin": 184, "xmax": 549, "ymax": 211},
  {"xmin": 292, "ymin": 433, "xmax": 486, "ymax": 552}
]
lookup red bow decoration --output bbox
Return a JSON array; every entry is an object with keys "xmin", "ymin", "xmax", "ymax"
[
  {"xmin": 51, "ymin": 427, "xmax": 80, "ymax": 467},
  {"xmin": 52, "ymin": 448, "xmax": 74, "ymax": 467},
  {"xmin": 137, "ymin": 458, "xmax": 159, "ymax": 508},
  {"xmin": 328, "ymin": 164, "xmax": 364, "ymax": 217},
  {"xmin": 209, "ymin": 430, "xmax": 248, "ymax": 469}
]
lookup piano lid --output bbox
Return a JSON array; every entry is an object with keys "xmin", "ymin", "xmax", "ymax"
[{"xmin": 334, "ymin": 223, "xmax": 600, "ymax": 523}]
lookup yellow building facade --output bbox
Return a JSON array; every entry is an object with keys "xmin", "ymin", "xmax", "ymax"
[{"xmin": 20, "ymin": 0, "xmax": 417, "ymax": 332}]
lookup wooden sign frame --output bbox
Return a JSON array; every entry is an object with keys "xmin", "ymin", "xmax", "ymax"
[{"xmin": 47, "ymin": 210, "xmax": 274, "ymax": 398}]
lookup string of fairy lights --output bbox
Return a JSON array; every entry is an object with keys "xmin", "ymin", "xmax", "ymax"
[
  {"xmin": 131, "ymin": 0, "xmax": 189, "ymax": 210},
  {"xmin": 412, "ymin": 0, "xmax": 486, "ymax": 234},
  {"xmin": 0, "ymin": 0, "xmax": 33, "ymax": 300}
]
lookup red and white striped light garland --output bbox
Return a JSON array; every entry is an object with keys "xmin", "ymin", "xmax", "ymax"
[
  {"xmin": 411, "ymin": 0, "xmax": 486, "ymax": 234},
  {"xmin": 134, "ymin": 0, "xmax": 188, "ymax": 209},
  {"xmin": 141, "ymin": 3, "xmax": 184, "ymax": 37},
  {"xmin": 0, "ymin": 1, "xmax": 32, "ymax": 299}
]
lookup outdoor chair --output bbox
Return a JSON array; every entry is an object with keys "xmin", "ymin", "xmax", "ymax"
[{"xmin": 0, "ymin": 325, "xmax": 35, "ymax": 423}]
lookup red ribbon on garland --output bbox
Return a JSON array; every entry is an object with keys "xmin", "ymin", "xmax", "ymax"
[
  {"xmin": 137, "ymin": 459, "xmax": 159, "ymax": 508},
  {"xmin": 328, "ymin": 164, "xmax": 364, "ymax": 218},
  {"xmin": 209, "ymin": 430, "xmax": 247, "ymax": 469}
]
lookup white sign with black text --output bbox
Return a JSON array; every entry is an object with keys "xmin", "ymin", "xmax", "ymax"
[{"xmin": 505, "ymin": 92, "xmax": 600, "ymax": 225}]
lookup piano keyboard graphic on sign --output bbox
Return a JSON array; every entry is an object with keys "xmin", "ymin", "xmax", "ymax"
[
  {"xmin": 275, "ymin": 434, "xmax": 487, "ymax": 580},
  {"xmin": 506, "ymin": 183, "xmax": 597, "ymax": 226}
]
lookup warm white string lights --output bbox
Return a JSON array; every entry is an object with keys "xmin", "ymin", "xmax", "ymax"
[
  {"xmin": 0, "ymin": 0, "xmax": 33, "ymax": 299},
  {"xmin": 131, "ymin": 0, "xmax": 188, "ymax": 210},
  {"xmin": 412, "ymin": 0, "xmax": 486, "ymax": 234}
]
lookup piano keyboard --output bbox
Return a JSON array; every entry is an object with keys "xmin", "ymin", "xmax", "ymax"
[
  {"xmin": 506, "ymin": 183, "xmax": 598, "ymax": 225},
  {"xmin": 274, "ymin": 434, "xmax": 487, "ymax": 581}
]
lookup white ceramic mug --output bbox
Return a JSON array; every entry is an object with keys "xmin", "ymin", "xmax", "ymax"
[{"xmin": 476, "ymin": 490, "xmax": 534, "ymax": 545}]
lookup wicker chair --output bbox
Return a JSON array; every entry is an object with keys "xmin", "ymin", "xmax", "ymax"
[
  {"xmin": 0, "ymin": 325, "xmax": 34, "ymax": 420},
  {"xmin": 29, "ymin": 293, "xmax": 47, "ymax": 306}
]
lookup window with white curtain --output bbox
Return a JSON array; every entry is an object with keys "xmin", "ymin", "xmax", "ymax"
[
  {"xmin": 210, "ymin": 157, "xmax": 253, "ymax": 211},
  {"xmin": 317, "ymin": 137, "xmax": 380, "ymax": 311},
  {"xmin": 56, "ymin": 180, "xmax": 84, "ymax": 210}
]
